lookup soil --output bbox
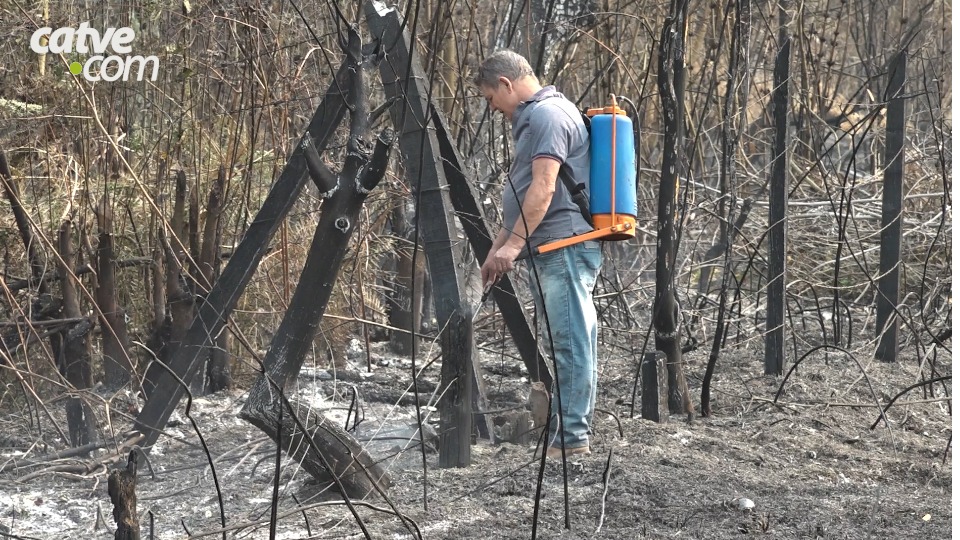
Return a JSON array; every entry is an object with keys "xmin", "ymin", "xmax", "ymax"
[{"xmin": 0, "ymin": 316, "xmax": 951, "ymax": 539}]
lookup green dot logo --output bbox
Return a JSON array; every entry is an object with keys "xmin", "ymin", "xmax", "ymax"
[{"xmin": 69, "ymin": 61, "xmax": 83, "ymax": 75}]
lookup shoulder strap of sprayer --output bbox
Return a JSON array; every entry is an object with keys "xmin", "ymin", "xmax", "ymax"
[{"xmin": 559, "ymin": 164, "xmax": 593, "ymax": 226}]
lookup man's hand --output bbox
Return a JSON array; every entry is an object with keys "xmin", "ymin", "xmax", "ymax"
[{"xmin": 481, "ymin": 243, "xmax": 523, "ymax": 288}]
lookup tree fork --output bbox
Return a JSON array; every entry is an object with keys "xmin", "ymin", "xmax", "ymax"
[
  {"xmin": 241, "ymin": 130, "xmax": 395, "ymax": 496},
  {"xmin": 134, "ymin": 53, "xmax": 357, "ymax": 448},
  {"xmin": 239, "ymin": 25, "xmax": 393, "ymax": 497}
]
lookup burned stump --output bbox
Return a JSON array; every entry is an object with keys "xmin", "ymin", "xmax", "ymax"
[{"xmin": 107, "ymin": 450, "xmax": 140, "ymax": 540}]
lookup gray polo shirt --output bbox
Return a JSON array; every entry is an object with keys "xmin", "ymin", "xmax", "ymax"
[{"xmin": 503, "ymin": 86, "xmax": 593, "ymax": 248}]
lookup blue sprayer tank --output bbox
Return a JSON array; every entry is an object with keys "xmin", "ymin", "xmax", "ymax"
[{"xmin": 587, "ymin": 103, "xmax": 637, "ymax": 240}]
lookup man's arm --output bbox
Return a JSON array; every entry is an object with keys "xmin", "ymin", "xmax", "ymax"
[{"xmin": 481, "ymin": 157, "xmax": 560, "ymax": 287}]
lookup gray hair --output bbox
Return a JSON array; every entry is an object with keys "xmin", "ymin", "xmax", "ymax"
[{"xmin": 473, "ymin": 50, "xmax": 536, "ymax": 88}]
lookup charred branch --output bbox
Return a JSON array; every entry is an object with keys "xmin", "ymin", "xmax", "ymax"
[{"xmin": 302, "ymin": 136, "xmax": 337, "ymax": 195}]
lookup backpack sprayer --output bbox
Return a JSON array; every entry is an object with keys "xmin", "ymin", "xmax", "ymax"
[{"xmin": 527, "ymin": 94, "xmax": 638, "ymax": 257}]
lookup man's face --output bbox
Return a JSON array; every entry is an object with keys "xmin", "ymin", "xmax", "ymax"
[{"xmin": 481, "ymin": 77, "xmax": 518, "ymax": 120}]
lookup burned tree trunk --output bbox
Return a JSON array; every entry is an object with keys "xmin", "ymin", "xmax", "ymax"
[
  {"xmin": 764, "ymin": 0, "xmax": 793, "ymax": 376},
  {"xmin": 240, "ymin": 27, "xmax": 393, "ymax": 497},
  {"xmin": 134, "ymin": 54, "xmax": 355, "ymax": 449},
  {"xmin": 95, "ymin": 196, "xmax": 133, "ymax": 389},
  {"xmin": 58, "ymin": 220, "xmax": 96, "ymax": 448},
  {"xmin": 437, "ymin": 304, "xmax": 475, "ymax": 464},
  {"xmin": 641, "ymin": 351, "xmax": 669, "ymax": 422},
  {"xmin": 199, "ymin": 168, "xmax": 230, "ymax": 392},
  {"xmin": 368, "ymin": 4, "xmax": 486, "ymax": 466},
  {"xmin": 143, "ymin": 171, "xmax": 194, "ymax": 399},
  {"xmin": 654, "ymin": 6, "xmax": 694, "ymax": 416},
  {"xmin": 108, "ymin": 450, "xmax": 140, "ymax": 540},
  {"xmin": 875, "ymin": 50, "xmax": 907, "ymax": 363},
  {"xmin": 432, "ymin": 109, "xmax": 553, "ymax": 390},
  {"xmin": 240, "ymin": 143, "xmax": 393, "ymax": 494}
]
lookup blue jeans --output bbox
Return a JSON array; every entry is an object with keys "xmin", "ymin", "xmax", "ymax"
[{"xmin": 527, "ymin": 241, "xmax": 601, "ymax": 449}]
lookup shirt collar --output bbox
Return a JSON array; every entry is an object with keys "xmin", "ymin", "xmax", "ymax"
[{"xmin": 513, "ymin": 85, "xmax": 559, "ymax": 128}]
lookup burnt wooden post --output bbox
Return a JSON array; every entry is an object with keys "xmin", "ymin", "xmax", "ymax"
[
  {"xmin": 764, "ymin": 0, "xmax": 793, "ymax": 375},
  {"xmin": 438, "ymin": 304, "xmax": 474, "ymax": 465},
  {"xmin": 431, "ymin": 109, "xmax": 553, "ymax": 390},
  {"xmin": 654, "ymin": 7, "xmax": 694, "ymax": 416},
  {"xmin": 366, "ymin": 2, "xmax": 484, "ymax": 466},
  {"xmin": 641, "ymin": 351, "xmax": 669, "ymax": 423},
  {"xmin": 134, "ymin": 58, "xmax": 355, "ymax": 447},
  {"xmin": 875, "ymin": 50, "xmax": 907, "ymax": 362},
  {"xmin": 240, "ymin": 27, "xmax": 392, "ymax": 497},
  {"xmin": 108, "ymin": 450, "xmax": 140, "ymax": 540}
]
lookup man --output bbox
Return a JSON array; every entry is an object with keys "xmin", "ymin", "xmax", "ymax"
[{"xmin": 475, "ymin": 50, "xmax": 602, "ymax": 459}]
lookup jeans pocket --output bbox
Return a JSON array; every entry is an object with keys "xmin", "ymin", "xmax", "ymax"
[
  {"xmin": 531, "ymin": 248, "xmax": 565, "ymax": 270},
  {"xmin": 578, "ymin": 242, "xmax": 602, "ymax": 273}
]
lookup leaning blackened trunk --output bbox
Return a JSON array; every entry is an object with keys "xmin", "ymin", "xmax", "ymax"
[
  {"xmin": 431, "ymin": 109, "xmax": 552, "ymax": 389},
  {"xmin": 95, "ymin": 197, "xmax": 133, "ymax": 389},
  {"xmin": 653, "ymin": 7, "xmax": 694, "ymax": 416},
  {"xmin": 240, "ymin": 135, "xmax": 393, "ymax": 496},
  {"xmin": 135, "ymin": 59, "xmax": 354, "ymax": 450},
  {"xmin": 0, "ymin": 150, "xmax": 48, "ymax": 295},
  {"xmin": 240, "ymin": 29, "xmax": 393, "ymax": 497},
  {"xmin": 764, "ymin": 0, "xmax": 793, "ymax": 376},
  {"xmin": 58, "ymin": 220, "xmax": 96, "ymax": 448},
  {"xmin": 875, "ymin": 50, "xmax": 907, "ymax": 362},
  {"xmin": 368, "ymin": 4, "xmax": 487, "ymax": 466}
]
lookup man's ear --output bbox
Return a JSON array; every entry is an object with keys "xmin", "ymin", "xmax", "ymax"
[{"xmin": 499, "ymin": 76, "xmax": 513, "ymax": 92}]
